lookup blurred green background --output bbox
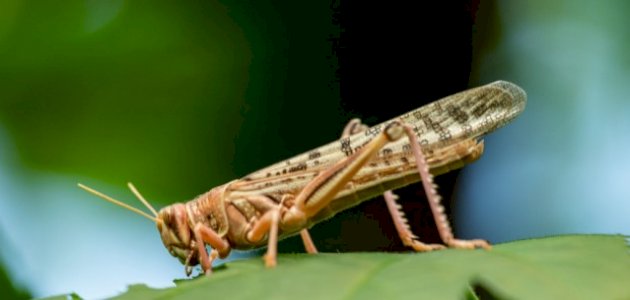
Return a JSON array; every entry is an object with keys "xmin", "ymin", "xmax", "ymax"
[{"xmin": 0, "ymin": 0, "xmax": 629, "ymax": 299}]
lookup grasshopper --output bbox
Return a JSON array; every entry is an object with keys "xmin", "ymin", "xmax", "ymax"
[{"xmin": 79, "ymin": 80, "xmax": 526, "ymax": 276}]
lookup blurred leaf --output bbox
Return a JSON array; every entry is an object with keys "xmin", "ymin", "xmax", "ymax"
[
  {"xmin": 0, "ymin": 226, "xmax": 30, "ymax": 300},
  {"xmin": 37, "ymin": 293, "xmax": 80, "ymax": 300},
  {"xmin": 42, "ymin": 234, "xmax": 630, "ymax": 299},
  {"xmin": 0, "ymin": 263, "xmax": 30, "ymax": 300}
]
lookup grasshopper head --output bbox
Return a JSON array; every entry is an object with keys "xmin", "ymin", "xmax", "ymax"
[
  {"xmin": 157, "ymin": 203, "xmax": 199, "ymax": 271},
  {"xmin": 77, "ymin": 183, "xmax": 200, "ymax": 276}
]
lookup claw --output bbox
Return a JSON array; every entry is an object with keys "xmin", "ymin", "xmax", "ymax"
[
  {"xmin": 446, "ymin": 239, "xmax": 492, "ymax": 250},
  {"xmin": 409, "ymin": 240, "xmax": 446, "ymax": 252}
]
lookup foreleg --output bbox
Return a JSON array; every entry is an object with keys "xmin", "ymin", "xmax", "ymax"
[{"xmin": 193, "ymin": 223, "xmax": 231, "ymax": 275}]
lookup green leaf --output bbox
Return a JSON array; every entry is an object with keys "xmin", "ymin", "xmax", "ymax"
[{"xmin": 45, "ymin": 235, "xmax": 630, "ymax": 300}]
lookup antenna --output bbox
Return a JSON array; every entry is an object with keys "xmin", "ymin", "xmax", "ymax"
[
  {"xmin": 78, "ymin": 183, "xmax": 158, "ymax": 223},
  {"xmin": 127, "ymin": 182, "xmax": 159, "ymax": 218}
]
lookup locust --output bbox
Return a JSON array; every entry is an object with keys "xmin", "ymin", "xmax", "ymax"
[{"xmin": 78, "ymin": 80, "xmax": 526, "ymax": 276}]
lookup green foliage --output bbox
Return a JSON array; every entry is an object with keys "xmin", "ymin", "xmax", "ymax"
[
  {"xmin": 0, "ymin": 1, "xmax": 342, "ymax": 206},
  {"xmin": 0, "ymin": 263, "xmax": 30, "ymax": 300},
  {"xmin": 41, "ymin": 235, "xmax": 630, "ymax": 300}
]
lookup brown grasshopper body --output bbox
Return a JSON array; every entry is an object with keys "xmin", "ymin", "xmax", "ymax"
[
  {"xmin": 80, "ymin": 80, "xmax": 526, "ymax": 275},
  {"xmin": 194, "ymin": 139, "xmax": 483, "ymax": 250}
]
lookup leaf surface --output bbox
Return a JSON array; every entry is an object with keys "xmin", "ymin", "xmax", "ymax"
[{"xmin": 41, "ymin": 235, "xmax": 630, "ymax": 300}]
